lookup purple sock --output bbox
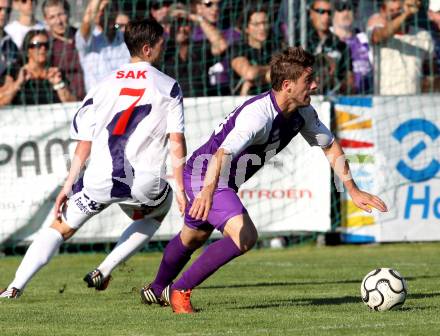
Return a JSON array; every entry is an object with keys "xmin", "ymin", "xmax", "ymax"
[
  {"xmin": 150, "ymin": 234, "xmax": 194, "ymax": 297},
  {"xmin": 173, "ymin": 237, "xmax": 243, "ymax": 290}
]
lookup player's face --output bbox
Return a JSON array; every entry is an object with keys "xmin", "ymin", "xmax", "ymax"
[
  {"xmin": 149, "ymin": 36, "xmax": 165, "ymax": 64},
  {"xmin": 44, "ymin": 5, "xmax": 69, "ymax": 36},
  {"xmin": 289, "ymin": 67, "xmax": 317, "ymax": 107}
]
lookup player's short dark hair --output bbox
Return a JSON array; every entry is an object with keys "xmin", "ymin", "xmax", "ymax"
[
  {"xmin": 124, "ymin": 18, "xmax": 164, "ymax": 57},
  {"xmin": 270, "ymin": 47, "xmax": 315, "ymax": 91},
  {"xmin": 42, "ymin": 0, "xmax": 70, "ymax": 16}
]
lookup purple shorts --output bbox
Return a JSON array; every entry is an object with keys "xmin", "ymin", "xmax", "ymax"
[{"xmin": 183, "ymin": 174, "xmax": 247, "ymax": 232}]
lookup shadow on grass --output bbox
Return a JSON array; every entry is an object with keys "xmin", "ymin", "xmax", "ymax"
[
  {"xmin": 399, "ymin": 306, "xmax": 437, "ymax": 312},
  {"xmin": 229, "ymin": 292, "xmax": 440, "ymax": 310},
  {"xmin": 201, "ymin": 279, "xmax": 360, "ymax": 289},
  {"xmin": 231, "ymin": 296, "xmax": 359, "ymax": 309},
  {"xmin": 201, "ymin": 274, "xmax": 440, "ymax": 290},
  {"xmin": 408, "ymin": 292, "xmax": 440, "ymax": 300}
]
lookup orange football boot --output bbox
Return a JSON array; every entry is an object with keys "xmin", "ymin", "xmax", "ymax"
[{"xmin": 170, "ymin": 288, "xmax": 195, "ymax": 314}]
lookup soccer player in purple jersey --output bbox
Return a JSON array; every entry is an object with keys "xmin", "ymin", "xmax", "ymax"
[{"xmin": 140, "ymin": 47, "xmax": 388, "ymax": 313}]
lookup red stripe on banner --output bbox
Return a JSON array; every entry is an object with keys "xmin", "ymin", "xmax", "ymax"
[{"xmin": 339, "ymin": 138, "xmax": 374, "ymax": 148}]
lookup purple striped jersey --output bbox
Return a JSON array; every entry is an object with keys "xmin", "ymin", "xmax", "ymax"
[{"xmin": 185, "ymin": 90, "xmax": 334, "ymax": 192}]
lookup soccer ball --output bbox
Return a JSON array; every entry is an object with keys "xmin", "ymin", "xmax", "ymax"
[{"xmin": 360, "ymin": 268, "xmax": 408, "ymax": 311}]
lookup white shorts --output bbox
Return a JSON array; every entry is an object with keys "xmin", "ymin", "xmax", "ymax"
[{"xmin": 61, "ymin": 183, "xmax": 172, "ymax": 230}]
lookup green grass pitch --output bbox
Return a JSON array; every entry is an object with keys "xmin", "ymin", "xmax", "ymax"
[{"xmin": 1, "ymin": 243, "xmax": 439, "ymax": 335}]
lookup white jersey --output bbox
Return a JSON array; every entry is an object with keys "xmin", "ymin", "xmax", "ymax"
[
  {"xmin": 186, "ymin": 90, "xmax": 333, "ymax": 191},
  {"xmin": 71, "ymin": 61, "xmax": 184, "ymax": 203}
]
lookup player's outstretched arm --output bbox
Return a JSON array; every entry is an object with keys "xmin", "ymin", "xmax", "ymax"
[
  {"xmin": 323, "ymin": 139, "xmax": 388, "ymax": 213},
  {"xmin": 189, "ymin": 148, "xmax": 230, "ymax": 221},
  {"xmin": 54, "ymin": 141, "xmax": 92, "ymax": 218},
  {"xmin": 169, "ymin": 132, "xmax": 187, "ymax": 216}
]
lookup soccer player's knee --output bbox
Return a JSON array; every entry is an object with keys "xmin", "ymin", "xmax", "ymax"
[
  {"xmin": 39, "ymin": 253, "xmax": 53, "ymax": 266},
  {"xmin": 185, "ymin": 235, "xmax": 208, "ymax": 250},
  {"xmin": 51, "ymin": 219, "xmax": 76, "ymax": 241},
  {"xmin": 60, "ymin": 229, "xmax": 75, "ymax": 241},
  {"xmin": 240, "ymin": 229, "xmax": 258, "ymax": 253},
  {"xmin": 181, "ymin": 226, "xmax": 211, "ymax": 249}
]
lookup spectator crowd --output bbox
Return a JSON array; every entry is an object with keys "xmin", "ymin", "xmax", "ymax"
[{"xmin": 0, "ymin": 0, "xmax": 439, "ymax": 105}]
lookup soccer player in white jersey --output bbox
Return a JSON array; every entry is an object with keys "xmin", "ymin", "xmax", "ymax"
[
  {"xmin": 0, "ymin": 18, "xmax": 187, "ymax": 299},
  {"xmin": 140, "ymin": 47, "xmax": 388, "ymax": 313}
]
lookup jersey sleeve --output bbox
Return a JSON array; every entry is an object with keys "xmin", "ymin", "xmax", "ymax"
[
  {"xmin": 299, "ymin": 106, "xmax": 334, "ymax": 148},
  {"xmin": 220, "ymin": 107, "xmax": 267, "ymax": 158},
  {"xmin": 70, "ymin": 90, "xmax": 97, "ymax": 141},
  {"xmin": 166, "ymin": 82, "xmax": 184, "ymax": 134}
]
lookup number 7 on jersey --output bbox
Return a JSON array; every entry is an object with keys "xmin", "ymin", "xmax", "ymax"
[{"xmin": 112, "ymin": 88, "xmax": 146, "ymax": 135}]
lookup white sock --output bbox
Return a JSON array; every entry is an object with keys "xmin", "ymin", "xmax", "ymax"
[
  {"xmin": 97, "ymin": 218, "xmax": 160, "ymax": 278},
  {"xmin": 9, "ymin": 227, "xmax": 64, "ymax": 291}
]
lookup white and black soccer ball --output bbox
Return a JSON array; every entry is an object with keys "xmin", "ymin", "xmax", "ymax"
[{"xmin": 360, "ymin": 268, "xmax": 408, "ymax": 311}]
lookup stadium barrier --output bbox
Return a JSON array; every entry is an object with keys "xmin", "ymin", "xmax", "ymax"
[
  {"xmin": 338, "ymin": 95, "xmax": 440, "ymax": 242},
  {"xmin": 2, "ymin": 94, "xmax": 439, "ymax": 248},
  {"xmin": 0, "ymin": 96, "xmax": 331, "ymax": 247}
]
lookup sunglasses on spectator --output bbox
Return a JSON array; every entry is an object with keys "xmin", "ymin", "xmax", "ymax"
[
  {"xmin": 202, "ymin": 0, "xmax": 219, "ymax": 8},
  {"xmin": 312, "ymin": 7, "xmax": 332, "ymax": 15},
  {"xmin": 28, "ymin": 41, "xmax": 49, "ymax": 49},
  {"xmin": 18, "ymin": 0, "xmax": 36, "ymax": 3},
  {"xmin": 0, "ymin": 6, "xmax": 12, "ymax": 14},
  {"xmin": 335, "ymin": 3, "xmax": 353, "ymax": 11}
]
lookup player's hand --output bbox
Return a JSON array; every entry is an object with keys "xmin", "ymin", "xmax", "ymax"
[
  {"xmin": 349, "ymin": 188, "xmax": 388, "ymax": 213},
  {"xmin": 175, "ymin": 189, "xmax": 188, "ymax": 216},
  {"xmin": 189, "ymin": 187, "xmax": 213, "ymax": 221},
  {"xmin": 54, "ymin": 190, "xmax": 68, "ymax": 219}
]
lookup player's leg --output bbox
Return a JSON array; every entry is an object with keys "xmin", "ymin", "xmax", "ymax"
[
  {"xmin": 169, "ymin": 188, "xmax": 254, "ymax": 313},
  {"xmin": 0, "ymin": 218, "xmax": 70, "ymax": 298},
  {"xmin": 84, "ymin": 190, "xmax": 174, "ymax": 291},
  {"xmin": 170, "ymin": 213, "xmax": 257, "ymax": 313},
  {"xmin": 144, "ymin": 173, "xmax": 215, "ymax": 303},
  {"xmin": 0, "ymin": 187, "xmax": 106, "ymax": 298},
  {"xmin": 146, "ymin": 223, "xmax": 212, "ymax": 301}
]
